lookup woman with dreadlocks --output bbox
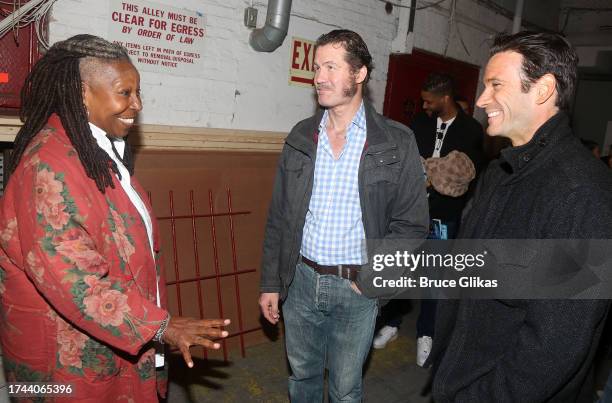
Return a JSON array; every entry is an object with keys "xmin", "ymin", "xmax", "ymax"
[{"xmin": 0, "ymin": 35, "xmax": 229, "ymax": 402}]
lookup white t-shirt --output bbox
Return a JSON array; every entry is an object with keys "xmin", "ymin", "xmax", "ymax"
[{"xmin": 432, "ymin": 115, "xmax": 456, "ymax": 158}]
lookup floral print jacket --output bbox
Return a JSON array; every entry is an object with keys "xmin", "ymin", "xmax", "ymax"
[{"xmin": 0, "ymin": 115, "xmax": 168, "ymax": 402}]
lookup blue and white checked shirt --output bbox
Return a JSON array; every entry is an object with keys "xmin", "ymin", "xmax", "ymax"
[{"xmin": 300, "ymin": 102, "xmax": 367, "ymax": 265}]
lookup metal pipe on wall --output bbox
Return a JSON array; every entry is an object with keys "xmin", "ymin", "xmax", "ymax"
[
  {"xmin": 391, "ymin": 0, "xmax": 417, "ymax": 53},
  {"xmin": 512, "ymin": 0, "xmax": 525, "ymax": 34},
  {"xmin": 249, "ymin": 0, "xmax": 292, "ymax": 52}
]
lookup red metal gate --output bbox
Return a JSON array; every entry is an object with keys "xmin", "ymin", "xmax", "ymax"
[{"xmin": 151, "ymin": 188, "xmax": 261, "ymax": 361}]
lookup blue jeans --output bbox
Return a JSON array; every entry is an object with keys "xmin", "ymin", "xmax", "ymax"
[{"xmin": 283, "ymin": 261, "xmax": 378, "ymax": 403}]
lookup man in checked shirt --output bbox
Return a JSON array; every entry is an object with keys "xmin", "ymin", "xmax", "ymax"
[{"xmin": 258, "ymin": 29, "xmax": 429, "ymax": 402}]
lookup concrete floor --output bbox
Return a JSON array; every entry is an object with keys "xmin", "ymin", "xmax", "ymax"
[
  {"xmin": 0, "ymin": 305, "xmax": 427, "ymax": 403},
  {"xmin": 165, "ymin": 303, "xmax": 431, "ymax": 403},
  {"xmin": 164, "ymin": 301, "xmax": 612, "ymax": 403},
  {"xmin": 1, "ymin": 303, "xmax": 610, "ymax": 402}
]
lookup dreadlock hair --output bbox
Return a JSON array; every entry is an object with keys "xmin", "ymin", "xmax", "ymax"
[{"xmin": 9, "ymin": 34, "xmax": 135, "ymax": 193}]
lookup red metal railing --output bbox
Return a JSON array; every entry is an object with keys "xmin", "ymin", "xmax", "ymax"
[{"xmin": 150, "ymin": 188, "xmax": 260, "ymax": 361}]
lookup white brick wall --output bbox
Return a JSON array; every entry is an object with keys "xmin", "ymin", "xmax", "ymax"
[{"xmin": 48, "ymin": 0, "xmax": 513, "ymax": 132}]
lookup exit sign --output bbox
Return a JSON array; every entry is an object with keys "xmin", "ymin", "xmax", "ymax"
[{"xmin": 289, "ymin": 37, "xmax": 315, "ymax": 87}]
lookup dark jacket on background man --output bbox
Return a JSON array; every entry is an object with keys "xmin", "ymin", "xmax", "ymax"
[
  {"xmin": 431, "ymin": 113, "xmax": 612, "ymax": 403},
  {"xmin": 411, "ymin": 110, "xmax": 485, "ymax": 221},
  {"xmin": 260, "ymin": 103, "xmax": 429, "ymax": 299}
]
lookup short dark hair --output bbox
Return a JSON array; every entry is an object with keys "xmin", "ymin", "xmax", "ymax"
[
  {"xmin": 490, "ymin": 31, "xmax": 578, "ymax": 111},
  {"xmin": 421, "ymin": 72, "xmax": 454, "ymax": 98},
  {"xmin": 315, "ymin": 29, "xmax": 373, "ymax": 83}
]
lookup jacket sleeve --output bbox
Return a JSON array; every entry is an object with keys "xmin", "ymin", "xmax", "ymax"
[
  {"xmin": 259, "ymin": 148, "xmax": 287, "ymax": 293},
  {"xmin": 448, "ymin": 300, "xmax": 608, "ymax": 403},
  {"xmin": 385, "ymin": 129, "xmax": 430, "ymax": 240},
  {"xmin": 15, "ymin": 155, "xmax": 167, "ymax": 356},
  {"xmin": 356, "ymin": 125, "xmax": 430, "ymax": 297}
]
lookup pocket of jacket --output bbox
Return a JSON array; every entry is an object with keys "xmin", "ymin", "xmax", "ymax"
[
  {"xmin": 364, "ymin": 150, "xmax": 401, "ymax": 185},
  {"xmin": 285, "ymin": 156, "xmax": 305, "ymax": 177}
]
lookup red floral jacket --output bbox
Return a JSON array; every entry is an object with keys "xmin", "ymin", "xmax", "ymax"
[{"xmin": 0, "ymin": 115, "xmax": 168, "ymax": 402}]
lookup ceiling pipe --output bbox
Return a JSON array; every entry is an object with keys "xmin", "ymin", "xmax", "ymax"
[
  {"xmin": 512, "ymin": 0, "xmax": 525, "ymax": 34},
  {"xmin": 391, "ymin": 0, "xmax": 416, "ymax": 53},
  {"xmin": 249, "ymin": 0, "xmax": 292, "ymax": 52}
]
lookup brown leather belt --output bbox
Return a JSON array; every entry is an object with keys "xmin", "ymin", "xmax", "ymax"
[{"xmin": 301, "ymin": 255, "xmax": 360, "ymax": 281}]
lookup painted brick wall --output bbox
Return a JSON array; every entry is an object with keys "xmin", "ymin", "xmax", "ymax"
[
  {"xmin": 410, "ymin": 1, "xmax": 514, "ymax": 123},
  {"xmin": 48, "ymin": 0, "xmax": 513, "ymax": 132},
  {"xmin": 48, "ymin": 0, "xmax": 398, "ymax": 132}
]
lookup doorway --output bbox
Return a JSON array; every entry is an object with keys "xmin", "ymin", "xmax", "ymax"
[{"xmin": 383, "ymin": 49, "xmax": 481, "ymax": 126}]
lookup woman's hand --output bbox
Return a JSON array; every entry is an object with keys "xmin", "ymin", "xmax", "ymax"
[{"xmin": 162, "ymin": 316, "xmax": 230, "ymax": 368}]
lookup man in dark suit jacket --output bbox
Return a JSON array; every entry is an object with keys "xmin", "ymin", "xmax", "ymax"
[
  {"xmin": 412, "ymin": 73, "xmax": 484, "ymax": 366},
  {"xmin": 372, "ymin": 73, "xmax": 484, "ymax": 365},
  {"xmin": 412, "ymin": 74, "xmax": 485, "ymax": 233}
]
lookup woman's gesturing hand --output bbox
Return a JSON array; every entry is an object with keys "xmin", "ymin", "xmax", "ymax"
[{"xmin": 162, "ymin": 317, "xmax": 231, "ymax": 368}]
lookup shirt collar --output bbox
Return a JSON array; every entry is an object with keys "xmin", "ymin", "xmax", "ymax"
[
  {"xmin": 437, "ymin": 115, "xmax": 456, "ymax": 130},
  {"xmin": 500, "ymin": 112, "xmax": 568, "ymax": 173},
  {"xmin": 318, "ymin": 101, "xmax": 366, "ymax": 137},
  {"xmin": 352, "ymin": 102, "xmax": 366, "ymax": 131},
  {"xmin": 89, "ymin": 122, "xmax": 125, "ymax": 159}
]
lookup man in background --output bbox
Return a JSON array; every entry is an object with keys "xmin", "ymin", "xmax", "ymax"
[
  {"xmin": 373, "ymin": 73, "xmax": 484, "ymax": 367},
  {"xmin": 454, "ymin": 95, "xmax": 471, "ymax": 115}
]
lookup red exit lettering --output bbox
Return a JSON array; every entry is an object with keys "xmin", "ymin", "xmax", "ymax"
[
  {"xmin": 301, "ymin": 42, "xmax": 312, "ymax": 70},
  {"xmin": 291, "ymin": 40, "xmax": 315, "ymax": 72},
  {"xmin": 292, "ymin": 40, "xmax": 301, "ymax": 69}
]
